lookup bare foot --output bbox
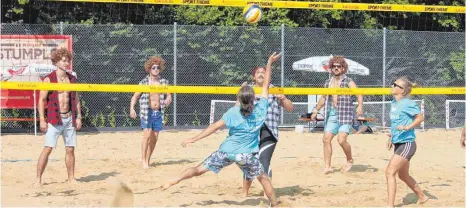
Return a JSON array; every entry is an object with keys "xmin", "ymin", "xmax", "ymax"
[
  {"xmin": 323, "ymin": 167, "xmax": 333, "ymax": 174},
  {"xmin": 343, "ymin": 160, "xmax": 354, "ymax": 172},
  {"xmin": 270, "ymin": 198, "xmax": 280, "ymax": 207},
  {"xmin": 161, "ymin": 179, "xmax": 178, "ymax": 191},
  {"xmin": 32, "ymin": 180, "xmax": 42, "ymax": 188},
  {"xmin": 417, "ymin": 196, "xmax": 429, "ymax": 205},
  {"xmin": 242, "ymin": 187, "xmax": 249, "ymax": 197},
  {"xmin": 68, "ymin": 178, "xmax": 79, "ymax": 185},
  {"xmin": 142, "ymin": 161, "xmax": 150, "ymax": 169},
  {"xmin": 242, "ymin": 190, "xmax": 250, "ymax": 197},
  {"xmin": 142, "ymin": 162, "xmax": 150, "ymax": 169}
]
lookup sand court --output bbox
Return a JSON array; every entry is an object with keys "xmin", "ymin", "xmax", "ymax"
[{"xmin": 1, "ymin": 128, "xmax": 464, "ymax": 207}]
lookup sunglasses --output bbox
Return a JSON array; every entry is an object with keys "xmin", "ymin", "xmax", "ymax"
[
  {"xmin": 392, "ymin": 82, "xmax": 404, "ymax": 89},
  {"xmin": 331, "ymin": 64, "xmax": 343, "ymax": 69},
  {"xmin": 151, "ymin": 65, "xmax": 160, "ymax": 70}
]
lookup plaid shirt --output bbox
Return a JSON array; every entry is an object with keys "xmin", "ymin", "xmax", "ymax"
[
  {"xmin": 46, "ymin": 70, "xmax": 79, "ymax": 127},
  {"xmin": 138, "ymin": 75, "xmax": 168, "ymax": 121},
  {"xmin": 323, "ymin": 75, "xmax": 354, "ymax": 125},
  {"xmin": 250, "ymin": 83, "xmax": 282, "ymax": 140}
]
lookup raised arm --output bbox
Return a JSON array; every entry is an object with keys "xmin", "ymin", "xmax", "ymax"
[{"xmin": 261, "ymin": 52, "xmax": 281, "ymax": 98}]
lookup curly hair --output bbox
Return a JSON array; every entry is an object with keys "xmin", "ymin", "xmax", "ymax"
[
  {"xmin": 51, "ymin": 47, "xmax": 72, "ymax": 65},
  {"xmin": 144, "ymin": 56, "xmax": 166, "ymax": 73},
  {"xmin": 328, "ymin": 56, "xmax": 348, "ymax": 74}
]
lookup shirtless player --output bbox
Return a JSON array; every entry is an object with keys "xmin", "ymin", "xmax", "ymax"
[{"xmin": 34, "ymin": 47, "xmax": 82, "ymax": 187}]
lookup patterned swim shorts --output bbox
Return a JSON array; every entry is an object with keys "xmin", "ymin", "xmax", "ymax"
[{"xmin": 202, "ymin": 150, "xmax": 264, "ymax": 180}]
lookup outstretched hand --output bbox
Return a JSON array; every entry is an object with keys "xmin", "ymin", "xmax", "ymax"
[
  {"xmin": 267, "ymin": 52, "xmax": 281, "ymax": 64},
  {"xmin": 181, "ymin": 139, "xmax": 194, "ymax": 147}
]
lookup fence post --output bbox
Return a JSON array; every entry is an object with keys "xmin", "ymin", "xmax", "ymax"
[
  {"xmin": 60, "ymin": 22, "xmax": 63, "ymax": 35},
  {"xmin": 173, "ymin": 22, "xmax": 177, "ymax": 127},
  {"xmin": 280, "ymin": 24, "xmax": 285, "ymax": 125},
  {"xmin": 382, "ymin": 27, "xmax": 387, "ymax": 129}
]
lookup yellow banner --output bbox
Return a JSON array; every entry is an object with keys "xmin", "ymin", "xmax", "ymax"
[
  {"xmin": 2, "ymin": 82, "xmax": 465, "ymax": 95},
  {"xmin": 48, "ymin": 0, "xmax": 466, "ymax": 13}
]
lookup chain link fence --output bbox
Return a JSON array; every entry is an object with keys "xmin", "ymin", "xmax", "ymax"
[{"xmin": 1, "ymin": 23, "xmax": 464, "ymax": 133}]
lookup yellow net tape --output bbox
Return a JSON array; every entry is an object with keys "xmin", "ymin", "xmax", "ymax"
[
  {"xmin": 48, "ymin": 0, "xmax": 466, "ymax": 13},
  {"xmin": 1, "ymin": 82, "xmax": 465, "ymax": 95}
]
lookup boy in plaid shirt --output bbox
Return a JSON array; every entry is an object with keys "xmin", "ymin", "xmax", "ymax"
[
  {"xmin": 130, "ymin": 56, "xmax": 172, "ymax": 169},
  {"xmin": 241, "ymin": 66, "xmax": 293, "ymax": 197},
  {"xmin": 311, "ymin": 56, "xmax": 363, "ymax": 174}
]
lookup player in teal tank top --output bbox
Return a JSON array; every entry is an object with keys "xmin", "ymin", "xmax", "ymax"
[
  {"xmin": 385, "ymin": 77, "xmax": 428, "ymax": 207},
  {"xmin": 160, "ymin": 52, "xmax": 281, "ymax": 207}
]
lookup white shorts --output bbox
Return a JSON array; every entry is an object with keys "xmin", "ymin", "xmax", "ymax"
[{"xmin": 44, "ymin": 117, "xmax": 77, "ymax": 148}]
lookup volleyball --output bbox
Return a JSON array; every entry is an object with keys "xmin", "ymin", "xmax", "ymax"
[{"xmin": 242, "ymin": 4, "xmax": 262, "ymax": 24}]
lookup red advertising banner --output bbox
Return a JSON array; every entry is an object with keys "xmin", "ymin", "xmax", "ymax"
[{"xmin": 1, "ymin": 35, "xmax": 73, "ymax": 109}]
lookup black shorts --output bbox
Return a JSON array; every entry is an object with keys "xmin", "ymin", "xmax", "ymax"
[
  {"xmin": 258, "ymin": 126, "xmax": 277, "ymax": 177},
  {"xmin": 394, "ymin": 141, "xmax": 416, "ymax": 161}
]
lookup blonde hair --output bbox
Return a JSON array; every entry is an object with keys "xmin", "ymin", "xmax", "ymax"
[{"xmin": 398, "ymin": 76, "xmax": 417, "ymax": 96}]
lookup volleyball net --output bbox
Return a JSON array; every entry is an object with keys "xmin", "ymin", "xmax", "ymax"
[{"xmin": 1, "ymin": 24, "xmax": 464, "ymax": 133}]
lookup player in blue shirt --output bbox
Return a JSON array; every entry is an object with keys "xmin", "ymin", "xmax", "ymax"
[
  {"xmin": 161, "ymin": 52, "xmax": 281, "ymax": 207},
  {"xmin": 385, "ymin": 77, "xmax": 428, "ymax": 207}
]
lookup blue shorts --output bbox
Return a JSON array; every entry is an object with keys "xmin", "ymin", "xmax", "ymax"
[
  {"xmin": 202, "ymin": 151, "xmax": 264, "ymax": 180},
  {"xmin": 140, "ymin": 109, "xmax": 162, "ymax": 132},
  {"xmin": 352, "ymin": 121, "xmax": 362, "ymax": 131},
  {"xmin": 45, "ymin": 117, "xmax": 77, "ymax": 148},
  {"xmin": 324, "ymin": 108, "xmax": 352, "ymax": 135}
]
